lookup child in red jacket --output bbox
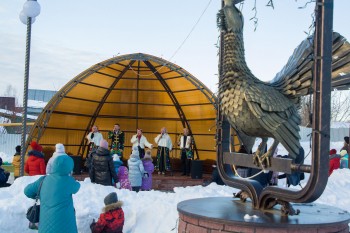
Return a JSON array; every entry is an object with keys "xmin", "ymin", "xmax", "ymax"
[
  {"xmin": 24, "ymin": 141, "xmax": 46, "ymax": 176},
  {"xmin": 329, "ymin": 149, "xmax": 340, "ymax": 176},
  {"xmin": 90, "ymin": 192, "xmax": 124, "ymax": 233}
]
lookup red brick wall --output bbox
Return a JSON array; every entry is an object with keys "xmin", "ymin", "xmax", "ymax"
[{"xmin": 178, "ymin": 212, "xmax": 350, "ymax": 233}]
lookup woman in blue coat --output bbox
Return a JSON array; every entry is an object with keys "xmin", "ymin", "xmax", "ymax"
[{"xmin": 24, "ymin": 155, "xmax": 80, "ymax": 233}]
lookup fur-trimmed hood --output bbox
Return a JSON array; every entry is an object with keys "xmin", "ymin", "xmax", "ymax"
[
  {"xmin": 103, "ymin": 201, "xmax": 123, "ymax": 213},
  {"xmin": 28, "ymin": 150, "xmax": 44, "ymax": 158},
  {"xmin": 330, "ymin": 153, "xmax": 341, "ymax": 160}
]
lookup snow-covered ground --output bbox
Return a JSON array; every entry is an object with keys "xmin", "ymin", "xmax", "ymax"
[
  {"xmin": 0, "ymin": 169, "xmax": 349, "ymax": 233},
  {"xmin": 27, "ymin": 100, "xmax": 48, "ymax": 109},
  {"xmin": 0, "ymin": 141, "xmax": 349, "ymax": 232}
]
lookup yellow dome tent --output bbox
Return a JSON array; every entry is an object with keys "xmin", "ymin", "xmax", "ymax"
[{"xmin": 27, "ymin": 53, "xmax": 217, "ymax": 162}]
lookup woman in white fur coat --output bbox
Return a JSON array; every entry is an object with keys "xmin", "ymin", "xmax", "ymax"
[{"xmin": 130, "ymin": 129, "xmax": 152, "ymax": 159}]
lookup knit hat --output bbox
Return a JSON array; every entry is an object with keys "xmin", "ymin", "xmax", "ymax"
[
  {"xmin": 144, "ymin": 150, "xmax": 152, "ymax": 160},
  {"xmin": 100, "ymin": 140, "xmax": 109, "ymax": 150},
  {"xmin": 55, "ymin": 143, "xmax": 65, "ymax": 153},
  {"xmin": 15, "ymin": 145, "xmax": 21, "ymax": 153},
  {"xmin": 329, "ymin": 149, "xmax": 337, "ymax": 155},
  {"xmin": 132, "ymin": 146, "xmax": 139, "ymax": 155},
  {"xmin": 344, "ymin": 136, "xmax": 349, "ymax": 145},
  {"xmin": 340, "ymin": 150, "xmax": 347, "ymax": 157},
  {"xmin": 30, "ymin": 141, "xmax": 42, "ymax": 152},
  {"xmin": 104, "ymin": 192, "xmax": 118, "ymax": 205}
]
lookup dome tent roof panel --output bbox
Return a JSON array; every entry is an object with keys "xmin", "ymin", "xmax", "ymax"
[
  {"xmin": 137, "ymin": 105, "xmax": 179, "ymax": 118},
  {"xmin": 136, "ymin": 80, "xmax": 170, "ymax": 91},
  {"xmin": 181, "ymin": 105, "xmax": 216, "ymax": 119},
  {"xmin": 112, "ymin": 79, "xmax": 137, "ymax": 89},
  {"xmin": 138, "ymin": 92, "xmax": 174, "ymax": 104},
  {"xmin": 165, "ymin": 78, "xmax": 200, "ymax": 92},
  {"xmin": 99, "ymin": 103, "xmax": 137, "ymax": 116},
  {"xmin": 136, "ymin": 119, "xmax": 182, "ymax": 133},
  {"xmin": 104, "ymin": 90, "xmax": 137, "ymax": 103},
  {"xmin": 94, "ymin": 118, "xmax": 136, "ymax": 132},
  {"xmin": 82, "ymin": 73, "xmax": 116, "ymax": 88},
  {"xmin": 28, "ymin": 53, "xmax": 217, "ymax": 161},
  {"xmin": 173, "ymin": 90, "xmax": 211, "ymax": 105},
  {"xmin": 54, "ymin": 98, "xmax": 99, "ymax": 116},
  {"xmin": 187, "ymin": 120, "xmax": 216, "ymax": 134},
  {"xmin": 46, "ymin": 114, "xmax": 91, "ymax": 129},
  {"xmin": 159, "ymin": 71, "xmax": 183, "ymax": 79},
  {"xmin": 66, "ymin": 83, "xmax": 108, "ymax": 101},
  {"xmin": 107, "ymin": 63, "xmax": 130, "ymax": 73}
]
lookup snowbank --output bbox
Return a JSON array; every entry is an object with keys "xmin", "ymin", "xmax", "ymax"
[
  {"xmin": 0, "ymin": 151, "xmax": 13, "ymax": 164},
  {"xmin": 0, "ymin": 169, "xmax": 350, "ymax": 233},
  {"xmin": 0, "ymin": 176, "xmax": 238, "ymax": 233}
]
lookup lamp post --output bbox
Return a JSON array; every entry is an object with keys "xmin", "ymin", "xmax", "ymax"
[{"xmin": 19, "ymin": 0, "xmax": 41, "ymax": 176}]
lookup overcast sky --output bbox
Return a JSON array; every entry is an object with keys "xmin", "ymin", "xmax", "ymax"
[{"xmin": 0, "ymin": 0, "xmax": 349, "ymax": 103}]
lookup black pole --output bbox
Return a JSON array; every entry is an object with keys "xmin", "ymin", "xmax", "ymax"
[
  {"xmin": 20, "ymin": 16, "xmax": 32, "ymax": 177},
  {"xmin": 311, "ymin": 0, "xmax": 333, "ymax": 197}
]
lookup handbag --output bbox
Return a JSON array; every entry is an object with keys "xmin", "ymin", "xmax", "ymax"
[{"xmin": 26, "ymin": 176, "xmax": 46, "ymax": 223}]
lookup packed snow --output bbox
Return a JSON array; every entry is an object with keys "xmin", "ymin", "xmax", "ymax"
[
  {"xmin": 0, "ymin": 176, "xmax": 238, "ymax": 233},
  {"xmin": 28, "ymin": 100, "xmax": 48, "ymax": 109},
  {"xmin": 0, "ymin": 169, "xmax": 349, "ymax": 233},
  {"xmin": 0, "ymin": 108, "xmax": 37, "ymax": 120},
  {"xmin": 0, "ymin": 141, "xmax": 349, "ymax": 232}
]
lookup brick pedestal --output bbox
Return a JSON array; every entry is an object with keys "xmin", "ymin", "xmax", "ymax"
[{"xmin": 177, "ymin": 197, "xmax": 350, "ymax": 233}]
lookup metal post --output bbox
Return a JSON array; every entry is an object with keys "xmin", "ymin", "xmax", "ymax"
[
  {"xmin": 311, "ymin": 0, "xmax": 333, "ymax": 197},
  {"xmin": 20, "ymin": 16, "xmax": 32, "ymax": 176}
]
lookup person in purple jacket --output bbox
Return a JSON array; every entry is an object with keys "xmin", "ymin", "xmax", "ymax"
[
  {"xmin": 118, "ymin": 166, "xmax": 132, "ymax": 191},
  {"xmin": 141, "ymin": 150, "xmax": 155, "ymax": 191}
]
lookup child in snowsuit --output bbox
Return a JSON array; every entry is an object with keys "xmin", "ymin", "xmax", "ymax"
[
  {"xmin": 118, "ymin": 166, "xmax": 132, "ymax": 191},
  {"xmin": 329, "ymin": 149, "xmax": 340, "ymax": 176},
  {"xmin": 113, "ymin": 154, "xmax": 123, "ymax": 175},
  {"xmin": 340, "ymin": 149, "xmax": 349, "ymax": 169},
  {"xmin": 24, "ymin": 141, "xmax": 46, "ymax": 176},
  {"xmin": 90, "ymin": 192, "xmax": 124, "ymax": 233},
  {"xmin": 128, "ymin": 146, "xmax": 146, "ymax": 192},
  {"xmin": 141, "ymin": 150, "xmax": 154, "ymax": 191}
]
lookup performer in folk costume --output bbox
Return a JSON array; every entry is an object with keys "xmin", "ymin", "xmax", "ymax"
[
  {"xmin": 130, "ymin": 129, "xmax": 152, "ymax": 159},
  {"xmin": 178, "ymin": 128, "xmax": 194, "ymax": 176},
  {"xmin": 154, "ymin": 127, "xmax": 173, "ymax": 175},
  {"xmin": 86, "ymin": 125, "xmax": 104, "ymax": 153},
  {"xmin": 108, "ymin": 124, "xmax": 125, "ymax": 159}
]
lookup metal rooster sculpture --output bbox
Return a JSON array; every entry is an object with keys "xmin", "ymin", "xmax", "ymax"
[{"xmin": 217, "ymin": 0, "xmax": 350, "ymax": 169}]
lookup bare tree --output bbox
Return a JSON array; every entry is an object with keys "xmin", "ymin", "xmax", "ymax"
[
  {"xmin": 300, "ymin": 90, "xmax": 350, "ymax": 126},
  {"xmin": 330, "ymin": 90, "xmax": 350, "ymax": 122},
  {"xmin": 299, "ymin": 95, "xmax": 312, "ymax": 127}
]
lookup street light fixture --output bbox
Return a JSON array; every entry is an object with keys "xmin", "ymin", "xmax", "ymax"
[{"xmin": 19, "ymin": 0, "xmax": 41, "ymax": 177}]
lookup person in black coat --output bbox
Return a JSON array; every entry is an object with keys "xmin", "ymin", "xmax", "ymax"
[
  {"xmin": 0, "ymin": 157, "xmax": 11, "ymax": 188},
  {"xmin": 89, "ymin": 140, "xmax": 119, "ymax": 186}
]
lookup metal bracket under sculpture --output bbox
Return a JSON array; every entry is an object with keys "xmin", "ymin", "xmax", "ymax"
[{"xmin": 216, "ymin": 0, "xmax": 350, "ymax": 215}]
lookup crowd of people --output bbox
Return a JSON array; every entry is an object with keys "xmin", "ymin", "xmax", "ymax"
[
  {"xmin": 85, "ymin": 124, "xmax": 194, "ymax": 176},
  {"xmin": 328, "ymin": 136, "xmax": 349, "ymax": 176},
  {"xmin": 0, "ymin": 124, "xmax": 195, "ymax": 231},
  {"xmin": 2, "ymin": 126, "xmax": 347, "ymax": 232}
]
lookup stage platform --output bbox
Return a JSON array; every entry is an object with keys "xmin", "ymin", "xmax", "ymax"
[{"xmin": 73, "ymin": 172, "xmax": 211, "ymax": 191}]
